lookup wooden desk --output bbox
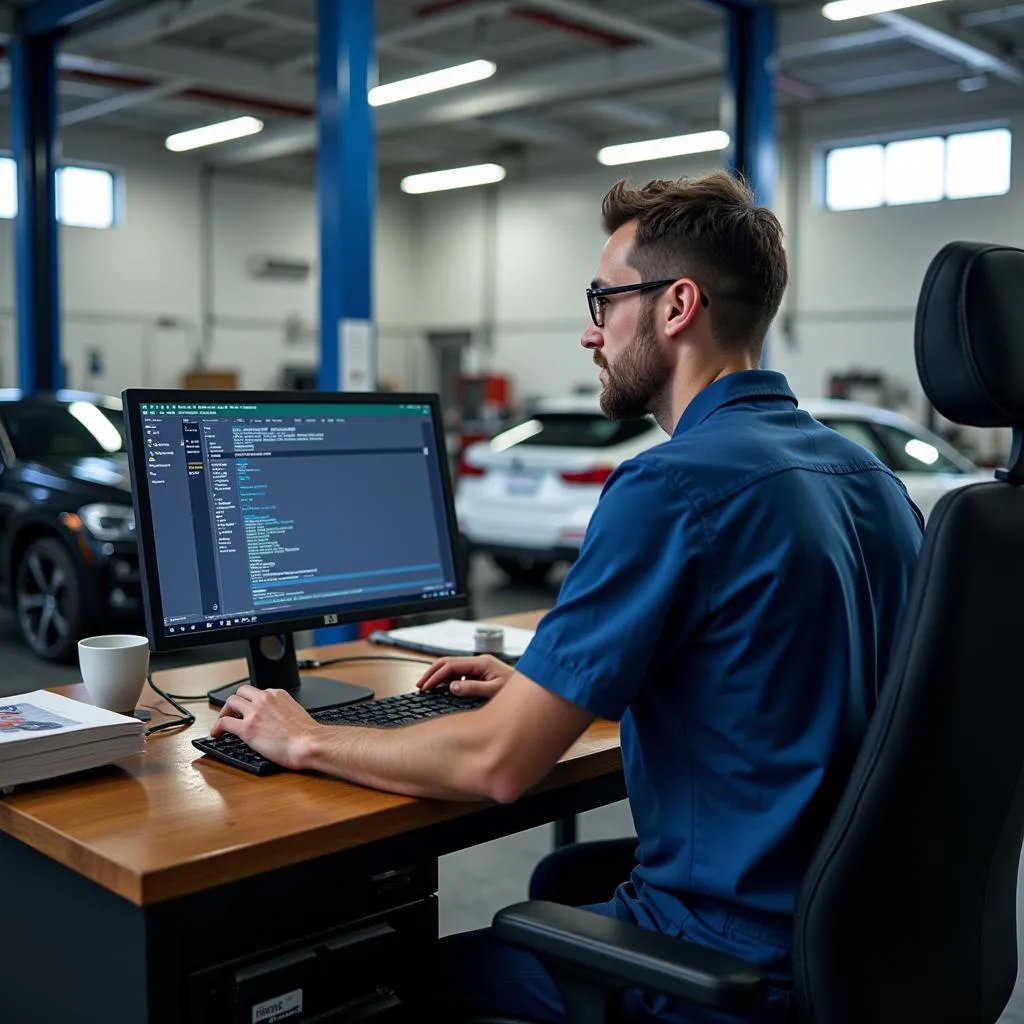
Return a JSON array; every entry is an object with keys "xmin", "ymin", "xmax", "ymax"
[{"xmin": 0, "ymin": 611, "xmax": 624, "ymax": 1024}]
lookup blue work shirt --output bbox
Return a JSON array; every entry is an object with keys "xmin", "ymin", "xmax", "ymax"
[{"xmin": 516, "ymin": 369, "xmax": 923, "ymax": 979}]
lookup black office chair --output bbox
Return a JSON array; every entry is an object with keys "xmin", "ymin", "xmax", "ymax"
[{"xmin": 481, "ymin": 241, "xmax": 1024, "ymax": 1024}]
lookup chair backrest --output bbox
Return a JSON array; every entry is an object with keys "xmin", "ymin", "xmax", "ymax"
[{"xmin": 793, "ymin": 242, "xmax": 1024, "ymax": 1024}]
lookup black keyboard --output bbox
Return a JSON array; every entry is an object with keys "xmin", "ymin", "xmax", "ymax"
[{"xmin": 192, "ymin": 690, "xmax": 488, "ymax": 776}]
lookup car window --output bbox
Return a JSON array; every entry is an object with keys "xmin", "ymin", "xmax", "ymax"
[
  {"xmin": 501, "ymin": 413, "xmax": 654, "ymax": 448},
  {"xmin": 1, "ymin": 402, "xmax": 126, "ymax": 459},
  {"xmin": 874, "ymin": 423, "xmax": 965, "ymax": 475},
  {"xmin": 820, "ymin": 418, "xmax": 893, "ymax": 468}
]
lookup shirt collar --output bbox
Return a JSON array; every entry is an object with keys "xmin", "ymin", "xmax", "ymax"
[{"xmin": 672, "ymin": 370, "xmax": 797, "ymax": 438}]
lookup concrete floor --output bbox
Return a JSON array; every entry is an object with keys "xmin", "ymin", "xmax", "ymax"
[{"xmin": 0, "ymin": 553, "xmax": 635, "ymax": 938}]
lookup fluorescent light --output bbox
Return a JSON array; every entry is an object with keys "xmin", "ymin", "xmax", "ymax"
[
  {"xmin": 369, "ymin": 59, "xmax": 496, "ymax": 107},
  {"xmin": 401, "ymin": 163, "xmax": 506, "ymax": 195},
  {"xmin": 165, "ymin": 116, "xmax": 263, "ymax": 153},
  {"xmin": 597, "ymin": 130, "xmax": 731, "ymax": 166},
  {"xmin": 822, "ymin": 0, "xmax": 944, "ymax": 19}
]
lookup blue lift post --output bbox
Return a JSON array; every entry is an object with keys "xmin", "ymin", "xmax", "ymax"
[
  {"xmin": 10, "ymin": 28, "xmax": 61, "ymax": 393},
  {"xmin": 11, "ymin": 0, "xmax": 122, "ymax": 394},
  {"xmin": 722, "ymin": 1, "xmax": 778, "ymax": 364},
  {"xmin": 314, "ymin": 0, "xmax": 376, "ymax": 644}
]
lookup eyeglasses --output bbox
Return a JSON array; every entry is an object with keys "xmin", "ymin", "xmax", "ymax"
[{"xmin": 586, "ymin": 279, "xmax": 709, "ymax": 328}]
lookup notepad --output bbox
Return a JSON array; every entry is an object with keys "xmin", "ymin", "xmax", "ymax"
[{"xmin": 368, "ymin": 618, "xmax": 535, "ymax": 660}]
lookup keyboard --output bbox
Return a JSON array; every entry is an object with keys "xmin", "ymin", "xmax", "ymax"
[{"xmin": 192, "ymin": 689, "xmax": 488, "ymax": 776}]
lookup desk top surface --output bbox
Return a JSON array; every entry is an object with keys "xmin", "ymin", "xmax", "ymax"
[{"xmin": 0, "ymin": 612, "xmax": 621, "ymax": 907}]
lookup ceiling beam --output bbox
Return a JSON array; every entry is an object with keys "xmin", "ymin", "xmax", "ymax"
[
  {"xmin": 211, "ymin": 37, "xmax": 721, "ymax": 166},
  {"xmin": 60, "ymin": 41, "xmax": 315, "ymax": 107},
  {"xmin": 466, "ymin": 113, "xmax": 587, "ymax": 145},
  {"xmin": 873, "ymin": 9, "xmax": 1024, "ymax": 84},
  {"xmin": 73, "ymin": 0, "xmax": 260, "ymax": 50},
  {"xmin": 777, "ymin": 27, "xmax": 902, "ymax": 63},
  {"xmin": 960, "ymin": 4, "xmax": 1024, "ymax": 28},
  {"xmin": 59, "ymin": 76, "xmax": 193, "ymax": 126},
  {"xmin": 583, "ymin": 100, "xmax": 672, "ymax": 130}
]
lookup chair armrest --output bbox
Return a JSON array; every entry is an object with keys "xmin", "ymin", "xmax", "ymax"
[{"xmin": 492, "ymin": 901, "xmax": 767, "ymax": 1013}]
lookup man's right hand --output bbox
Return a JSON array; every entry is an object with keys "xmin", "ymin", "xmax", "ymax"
[{"xmin": 415, "ymin": 654, "xmax": 515, "ymax": 700}]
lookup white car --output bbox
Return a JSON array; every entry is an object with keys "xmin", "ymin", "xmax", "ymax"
[{"xmin": 455, "ymin": 394, "xmax": 990, "ymax": 583}]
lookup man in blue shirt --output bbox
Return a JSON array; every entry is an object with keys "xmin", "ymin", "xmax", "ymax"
[{"xmin": 213, "ymin": 172, "xmax": 923, "ymax": 1022}]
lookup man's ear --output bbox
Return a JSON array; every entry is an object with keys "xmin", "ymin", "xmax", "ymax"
[{"xmin": 664, "ymin": 279, "xmax": 703, "ymax": 339}]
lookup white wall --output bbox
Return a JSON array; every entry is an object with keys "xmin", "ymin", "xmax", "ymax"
[
  {"xmin": 0, "ymin": 124, "xmax": 420, "ymax": 395},
  {"xmin": 0, "ymin": 83, "xmax": 1020, "ymax": 459}
]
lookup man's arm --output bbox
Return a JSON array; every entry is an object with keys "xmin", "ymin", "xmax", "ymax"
[{"xmin": 210, "ymin": 672, "xmax": 595, "ymax": 803}]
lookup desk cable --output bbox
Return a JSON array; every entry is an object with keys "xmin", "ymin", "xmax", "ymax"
[
  {"xmin": 144, "ymin": 672, "xmax": 197, "ymax": 736},
  {"xmin": 158, "ymin": 654, "xmax": 436, "ymax": 705}
]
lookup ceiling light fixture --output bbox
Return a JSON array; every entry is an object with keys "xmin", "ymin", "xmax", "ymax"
[
  {"xmin": 821, "ymin": 0, "xmax": 945, "ymax": 20},
  {"xmin": 370, "ymin": 59, "xmax": 496, "ymax": 107},
  {"xmin": 400, "ymin": 163, "xmax": 506, "ymax": 194},
  {"xmin": 596, "ymin": 129, "xmax": 731, "ymax": 166},
  {"xmin": 165, "ymin": 116, "xmax": 263, "ymax": 152}
]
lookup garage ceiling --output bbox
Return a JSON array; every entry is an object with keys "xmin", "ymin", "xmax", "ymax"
[{"xmin": 0, "ymin": 0, "xmax": 1021, "ymax": 178}]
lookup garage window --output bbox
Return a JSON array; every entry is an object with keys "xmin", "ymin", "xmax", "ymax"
[
  {"xmin": 823, "ymin": 127, "xmax": 1011, "ymax": 210},
  {"xmin": 0, "ymin": 157, "xmax": 121, "ymax": 229}
]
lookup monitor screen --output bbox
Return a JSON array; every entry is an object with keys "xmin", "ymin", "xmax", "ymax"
[{"xmin": 124, "ymin": 390, "xmax": 466, "ymax": 651}]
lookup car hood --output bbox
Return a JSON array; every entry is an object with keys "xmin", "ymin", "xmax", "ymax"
[{"xmin": 10, "ymin": 453, "xmax": 133, "ymax": 504}]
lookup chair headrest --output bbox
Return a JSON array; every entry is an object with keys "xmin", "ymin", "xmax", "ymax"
[{"xmin": 915, "ymin": 241, "xmax": 1024, "ymax": 427}]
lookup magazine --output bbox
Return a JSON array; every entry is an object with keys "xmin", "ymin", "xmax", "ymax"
[{"xmin": 0, "ymin": 690, "xmax": 146, "ymax": 791}]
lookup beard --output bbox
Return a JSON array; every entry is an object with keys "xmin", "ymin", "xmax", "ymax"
[{"xmin": 597, "ymin": 302, "xmax": 672, "ymax": 421}]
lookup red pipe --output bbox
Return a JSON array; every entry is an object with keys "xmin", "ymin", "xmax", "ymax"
[{"xmin": 417, "ymin": 0, "xmax": 636, "ymax": 48}]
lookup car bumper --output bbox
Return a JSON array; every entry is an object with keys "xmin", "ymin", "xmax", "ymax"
[{"xmin": 467, "ymin": 540, "xmax": 581, "ymax": 564}]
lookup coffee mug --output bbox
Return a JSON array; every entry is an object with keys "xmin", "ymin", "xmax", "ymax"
[{"xmin": 78, "ymin": 634, "xmax": 150, "ymax": 714}]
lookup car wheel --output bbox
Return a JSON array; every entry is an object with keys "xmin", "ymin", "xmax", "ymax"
[
  {"xmin": 493, "ymin": 554, "xmax": 556, "ymax": 585},
  {"xmin": 15, "ymin": 537, "xmax": 86, "ymax": 663}
]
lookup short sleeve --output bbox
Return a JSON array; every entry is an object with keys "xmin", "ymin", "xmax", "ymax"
[{"xmin": 515, "ymin": 459, "xmax": 707, "ymax": 721}]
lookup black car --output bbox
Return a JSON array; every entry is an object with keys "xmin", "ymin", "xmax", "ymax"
[{"xmin": 0, "ymin": 390, "xmax": 141, "ymax": 661}]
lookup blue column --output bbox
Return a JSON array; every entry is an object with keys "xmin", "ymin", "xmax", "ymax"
[
  {"xmin": 11, "ymin": 30, "xmax": 61, "ymax": 393},
  {"xmin": 314, "ymin": 0, "xmax": 376, "ymax": 643},
  {"xmin": 723, "ymin": 2, "xmax": 777, "ymax": 363}
]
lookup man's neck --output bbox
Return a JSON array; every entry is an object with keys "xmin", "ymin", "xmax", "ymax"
[{"xmin": 660, "ymin": 358, "xmax": 758, "ymax": 435}]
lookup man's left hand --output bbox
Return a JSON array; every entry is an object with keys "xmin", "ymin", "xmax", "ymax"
[{"xmin": 210, "ymin": 685, "xmax": 321, "ymax": 771}]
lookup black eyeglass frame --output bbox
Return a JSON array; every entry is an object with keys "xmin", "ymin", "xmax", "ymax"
[{"xmin": 586, "ymin": 279, "xmax": 709, "ymax": 328}]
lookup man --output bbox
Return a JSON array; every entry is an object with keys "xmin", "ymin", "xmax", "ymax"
[{"xmin": 212, "ymin": 171, "xmax": 923, "ymax": 1022}]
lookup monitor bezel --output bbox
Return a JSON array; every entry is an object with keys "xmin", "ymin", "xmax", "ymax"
[{"xmin": 123, "ymin": 387, "xmax": 469, "ymax": 654}]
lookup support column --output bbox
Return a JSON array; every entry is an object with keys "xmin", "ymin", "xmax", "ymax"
[
  {"xmin": 723, "ymin": 2, "xmax": 777, "ymax": 364},
  {"xmin": 315, "ymin": 0, "xmax": 376, "ymax": 643},
  {"xmin": 11, "ymin": 30, "xmax": 61, "ymax": 393}
]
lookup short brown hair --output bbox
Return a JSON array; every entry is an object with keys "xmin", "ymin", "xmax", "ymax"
[{"xmin": 602, "ymin": 171, "xmax": 787, "ymax": 356}]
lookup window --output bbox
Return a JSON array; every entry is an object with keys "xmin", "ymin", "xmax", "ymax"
[
  {"xmin": 492, "ymin": 413, "xmax": 656, "ymax": 449},
  {"xmin": 873, "ymin": 424, "xmax": 966, "ymax": 475},
  {"xmin": 0, "ymin": 157, "xmax": 119, "ymax": 229},
  {"xmin": 819, "ymin": 419, "xmax": 892, "ymax": 467},
  {"xmin": 823, "ymin": 127, "xmax": 1011, "ymax": 210},
  {"xmin": 0, "ymin": 402, "xmax": 126, "ymax": 460}
]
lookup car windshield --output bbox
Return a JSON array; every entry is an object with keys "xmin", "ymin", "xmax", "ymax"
[
  {"xmin": 497, "ymin": 412, "xmax": 654, "ymax": 448},
  {"xmin": 2, "ymin": 402, "xmax": 126, "ymax": 459}
]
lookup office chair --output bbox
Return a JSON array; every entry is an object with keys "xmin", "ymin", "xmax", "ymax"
[{"xmin": 479, "ymin": 240, "xmax": 1024, "ymax": 1024}]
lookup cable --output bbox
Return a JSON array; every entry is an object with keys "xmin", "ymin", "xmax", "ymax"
[
  {"xmin": 159, "ymin": 654, "xmax": 436, "ymax": 703},
  {"xmin": 145, "ymin": 671, "xmax": 197, "ymax": 736}
]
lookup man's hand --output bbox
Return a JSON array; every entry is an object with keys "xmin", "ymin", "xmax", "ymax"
[
  {"xmin": 416, "ymin": 654, "xmax": 515, "ymax": 700},
  {"xmin": 210, "ymin": 685, "xmax": 322, "ymax": 771}
]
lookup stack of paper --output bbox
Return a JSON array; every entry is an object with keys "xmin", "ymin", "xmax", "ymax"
[
  {"xmin": 368, "ymin": 618, "xmax": 536, "ymax": 660},
  {"xmin": 0, "ymin": 690, "xmax": 146, "ymax": 792}
]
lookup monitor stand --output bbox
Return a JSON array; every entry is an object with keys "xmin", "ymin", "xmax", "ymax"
[{"xmin": 207, "ymin": 632, "xmax": 374, "ymax": 712}]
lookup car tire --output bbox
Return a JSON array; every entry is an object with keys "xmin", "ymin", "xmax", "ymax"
[
  {"xmin": 15, "ymin": 536, "xmax": 87, "ymax": 663},
  {"xmin": 493, "ymin": 554, "xmax": 556, "ymax": 585}
]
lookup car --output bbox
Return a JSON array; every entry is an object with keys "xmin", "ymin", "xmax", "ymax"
[
  {"xmin": 0, "ymin": 390, "xmax": 140, "ymax": 662},
  {"xmin": 455, "ymin": 393, "xmax": 991, "ymax": 583}
]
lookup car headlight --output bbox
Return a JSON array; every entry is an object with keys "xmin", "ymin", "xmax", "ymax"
[{"xmin": 78, "ymin": 503, "xmax": 136, "ymax": 542}]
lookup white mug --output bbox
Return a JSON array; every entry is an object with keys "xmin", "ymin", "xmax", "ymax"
[{"xmin": 78, "ymin": 634, "xmax": 150, "ymax": 714}]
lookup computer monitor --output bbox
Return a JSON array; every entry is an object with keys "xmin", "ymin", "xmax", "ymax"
[{"xmin": 123, "ymin": 389, "xmax": 468, "ymax": 711}]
